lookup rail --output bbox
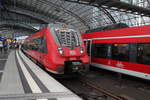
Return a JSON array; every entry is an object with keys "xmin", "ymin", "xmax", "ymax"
[{"xmin": 79, "ymin": 79, "xmax": 124, "ymax": 100}]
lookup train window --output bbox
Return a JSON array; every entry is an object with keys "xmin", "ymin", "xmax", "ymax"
[
  {"xmin": 137, "ymin": 43, "xmax": 150, "ymax": 65},
  {"xmin": 26, "ymin": 38, "xmax": 41, "ymax": 51},
  {"xmin": 39, "ymin": 37, "xmax": 48, "ymax": 53},
  {"xmin": 93, "ymin": 43, "xmax": 108, "ymax": 58},
  {"xmin": 43, "ymin": 37, "xmax": 48, "ymax": 53},
  {"xmin": 34, "ymin": 38, "xmax": 42, "ymax": 51},
  {"xmin": 112, "ymin": 43, "xmax": 129, "ymax": 61},
  {"xmin": 129, "ymin": 43, "xmax": 137, "ymax": 63},
  {"xmin": 22, "ymin": 44, "xmax": 27, "ymax": 50}
]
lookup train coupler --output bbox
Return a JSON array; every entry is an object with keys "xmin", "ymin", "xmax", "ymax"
[{"xmin": 71, "ymin": 62, "xmax": 82, "ymax": 72}]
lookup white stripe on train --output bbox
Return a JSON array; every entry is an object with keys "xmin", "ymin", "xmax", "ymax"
[
  {"xmin": 84, "ymin": 34, "xmax": 150, "ymax": 40},
  {"xmin": 91, "ymin": 63, "xmax": 150, "ymax": 80}
]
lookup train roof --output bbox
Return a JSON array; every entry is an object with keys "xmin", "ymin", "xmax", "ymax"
[
  {"xmin": 85, "ymin": 23, "xmax": 129, "ymax": 33},
  {"xmin": 82, "ymin": 25, "xmax": 150, "ymax": 39}
]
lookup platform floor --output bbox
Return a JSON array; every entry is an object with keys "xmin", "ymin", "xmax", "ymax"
[{"xmin": 0, "ymin": 50, "xmax": 82, "ymax": 100}]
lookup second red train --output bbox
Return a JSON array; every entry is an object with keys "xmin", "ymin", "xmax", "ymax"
[{"xmin": 82, "ymin": 25, "xmax": 150, "ymax": 80}]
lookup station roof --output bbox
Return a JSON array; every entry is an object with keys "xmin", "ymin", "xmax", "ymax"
[{"xmin": 1, "ymin": 0, "xmax": 150, "ymax": 37}]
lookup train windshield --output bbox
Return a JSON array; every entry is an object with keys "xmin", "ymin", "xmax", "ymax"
[{"xmin": 49, "ymin": 24, "xmax": 81, "ymax": 48}]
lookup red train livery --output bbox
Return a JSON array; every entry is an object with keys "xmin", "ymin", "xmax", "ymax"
[
  {"xmin": 22, "ymin": 24, "xmax": 89, "ymax": 75},
  {"xmin": 82, "ymin": 25, "xmax": 150, "ymax": 80}
]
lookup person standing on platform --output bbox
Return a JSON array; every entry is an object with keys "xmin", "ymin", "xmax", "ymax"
[
  {"xmin": 3, "ymin": 39, "xmax": 8, "ymax": 53},
  {"xmin": 0, "ymin": 40, "xmax": 3, "ymax": 52},
  {"xmin": 7, "ymin": 42, "xmax": 10, "ymax": 51}
]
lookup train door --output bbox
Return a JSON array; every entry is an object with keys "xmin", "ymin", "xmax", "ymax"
[
  {"xmin": 84, "ymin": 39, "xmax": 92, "ymax": 62},
  {"xmin": 107, "ymin": 44, "xmax": 112, "ymax": 65}
]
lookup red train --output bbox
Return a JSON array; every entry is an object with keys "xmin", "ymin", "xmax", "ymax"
[
  {"xmin": 82, "ymin": 25, "xmax": 150, "ymax": 80},
  {"xmin": 22, "ymin": 23, "xmax": 89, "ymax": 75}
]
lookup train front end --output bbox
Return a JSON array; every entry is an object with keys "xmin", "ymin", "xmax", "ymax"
[{"xmin": 48, "ymin": 24, "xmax": 89, "ymax": 75}]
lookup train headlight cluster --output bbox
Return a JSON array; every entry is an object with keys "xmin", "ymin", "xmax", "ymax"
[
  {"xmin": 58, "ymin": 48, "xmax": 64, "ymax": 55},
  {"xmin": 80, "ymin": 47, "xmax": 84, "ymax": 54}
]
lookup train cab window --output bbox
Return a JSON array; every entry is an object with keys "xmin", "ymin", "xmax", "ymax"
[
  {"xmin": 112, "ymin": 43, "xmax": 129, "ymax": 61},
  {"xmin": 137, "ymin": 43, "xmax": 150, "ymax": 65},
  {"xmin": 93, "ymin": 43, "xmax": 108, "ymax": 58}
]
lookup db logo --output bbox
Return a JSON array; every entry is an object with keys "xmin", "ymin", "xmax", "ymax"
[
  {"xmin": 116, "ymin": 62, "xmax": 124, "ymax": 68},
  {"xmin": 70, "ymin": 51, "xmax": 76, "ymax": 55}
]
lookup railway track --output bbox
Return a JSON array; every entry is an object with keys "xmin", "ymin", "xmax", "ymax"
[
  {"xmin": 79, "ymin": 79, "xmax": 123, "ymax": 100},
  {"xmin": 58, "ymin": 76, "xmax": 133, "ymax": 100}
]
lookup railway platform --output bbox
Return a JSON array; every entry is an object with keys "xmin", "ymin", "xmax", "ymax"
[{"xmin": 0, "ymin": 50, "xmax": 82, "ymax": 100}]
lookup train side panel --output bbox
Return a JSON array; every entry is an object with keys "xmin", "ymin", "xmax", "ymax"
[{"xmin": 23, "ymin": 29, "xmax": 45, "ymax": 63}]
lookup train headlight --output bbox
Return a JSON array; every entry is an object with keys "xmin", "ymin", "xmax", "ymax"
[
  {"xmin": 80, "ymin": 47, "xmax": 84, "ymax": 54},
  {"xmin": 58, "ymin": 48, "xmax": 64, "ymax": 55}
]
